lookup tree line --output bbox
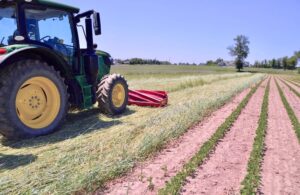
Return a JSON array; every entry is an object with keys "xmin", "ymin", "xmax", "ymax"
[
  {"xmin": 115, "ymin": 58, "xmax": 172, "ymax": 65},
  {"xmin": 115, "ymin": 58, "xmax": 210, "ymax": 66},
  {"xmin": 253, "ymin": 51, "xmax": 300, "ymax": 70}
]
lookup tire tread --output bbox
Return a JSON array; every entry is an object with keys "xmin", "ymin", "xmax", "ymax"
[{"xmin": 97, "ymin": 74, "xmax": 128, "ymax": 115}]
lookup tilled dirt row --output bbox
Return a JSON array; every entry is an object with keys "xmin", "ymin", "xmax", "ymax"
[
  {"xmin": 287, "ymin": 80, "xmax": 300, "ymax": 91},
  {"xmin": 181, "ymin": 79, "xmax": 268, "ymax": 195},
  {"xmin": 277, "ymin": 79, "xmax": 300, "ymax": 119},
  {"xmin": 100, "ymin": 87, "xmax": 252, "ymax": 194},
  {"xmin": 260, "ymin": 77, "xmax": 300, "ymax": 195}
]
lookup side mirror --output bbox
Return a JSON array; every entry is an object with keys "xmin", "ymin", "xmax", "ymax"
[{"xmin": 93, "ymin": 12, "xmax": 101, "ymax": 35}]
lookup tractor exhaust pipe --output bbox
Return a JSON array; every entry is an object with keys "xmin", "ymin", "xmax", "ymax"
[
  {"xmin": 85, "ymin": 17, "xmax": 94, "ymax": 54},
  {"xmin": 84, "ymin": 16, "xmax": 99, "ymax": 86},
  {"xmin": 75, "ymin": 11, "xmax": 99, "ymax": 87}
]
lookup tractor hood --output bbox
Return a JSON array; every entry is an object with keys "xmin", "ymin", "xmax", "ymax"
[
  {"xmin": 0, "ymin": 45, "xmax": 112, "ymax": 58},
  {"xmin": 0, "ymin": 45, "xmax": 113, "ymax": 68},
  {"xmin": 96, "ymin": 50, "xmax": 111, "ymax": 58},
  {"xmin": 96, "ymin": 50, "xmax": 113, "ymax": 66}
]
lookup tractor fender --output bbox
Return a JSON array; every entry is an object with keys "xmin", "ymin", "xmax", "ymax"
[{"xmin": 0, "ymin": 46, "xmax": 74, "ymax": 80}]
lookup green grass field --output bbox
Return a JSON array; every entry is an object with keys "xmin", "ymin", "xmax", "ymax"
[{"xmin": 0, "ymin": 65, "xmax": 271, "ymax": 194}]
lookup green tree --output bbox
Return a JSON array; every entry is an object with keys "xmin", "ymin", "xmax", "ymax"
[
  {"xmin": 228, "ymin": 35, "xmax": 250, "ymax": 72},
  {"xmin": 263, "ymin": 60, "xmax": 268, "ymax": 68},
  {"xmin": 271, "ymin": 59, "xmax": 276, "ymax": 69},
  {"xmin": 206, "ymin": 60, "xmax": 216, "ymax": 66},
  {"xmin": 254, "ymin": 61, "xmax": 259, "ymax": 68},
  {"xmin": 287, "ymin": 56, "xmax": 297, "ymax": 70},
  {"xmin": 276, "ymin": 59, "xmax": 282, "ymax": 69},
  {"xmin": 282, "ymin": 57, "xmax": 288, "ymax": 70},
  {"xmin": 294, "ymin": 51, "xmax": 300, "ymax": 58}
]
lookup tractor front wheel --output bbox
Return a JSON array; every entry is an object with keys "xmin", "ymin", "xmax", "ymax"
[
  {"xmin": 97, "ymin": 74, "xmax": 128, "ymax": 115},
  {"xmin": 0, "ymin": 60, "xmax": 68, "ymax": 139}
]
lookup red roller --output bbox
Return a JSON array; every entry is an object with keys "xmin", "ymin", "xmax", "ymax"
[{"xmin": 128, "ymin": 90, "xmax": 168, "ymax": 107}]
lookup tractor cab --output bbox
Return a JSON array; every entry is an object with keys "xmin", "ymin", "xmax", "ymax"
[
  {"xmin": 0, "ymin": 0, "xmax": 129, "ymax": 139},
  {"xmin": 0, "ymin": 0, "xmax": 102, "ymax": 66},
  {"xmin": 1, "ymin": 1, "xmax": 80, "ymax": 47}
]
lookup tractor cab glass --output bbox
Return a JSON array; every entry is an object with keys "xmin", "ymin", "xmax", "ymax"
[
  {"xmin": 24, "ymin": 8, "xmax": 76, "ymax": 63},
  {"xmin": 0, "ymin": 6, "xmax": 18, "ymax": 46}
]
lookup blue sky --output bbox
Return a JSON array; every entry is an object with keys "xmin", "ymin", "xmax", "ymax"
[{"xmin": 62, "ymin": 0, "xmax": 300, "ymax": 64}]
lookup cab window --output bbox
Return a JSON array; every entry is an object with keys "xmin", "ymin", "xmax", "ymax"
[
  {"xmin": 0, "ymin": 6, "xmax": 18, "ymax": 46},
  {"xmin": 24, "ymin": 8, "xmax": 76, "ymax": 63}
]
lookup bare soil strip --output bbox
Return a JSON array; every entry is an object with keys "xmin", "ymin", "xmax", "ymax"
[
  {"xmin": 100, "ymin": 88, "xmax": 252, "ymax": 194},
  {"xmin": 290, "ymin": 79, "xmax": 300, "ymax": 86},
  {"xmin": 277, "ymin": 79, "xmax": 300, "ymax": 141},
  {"xmin": 286, "ymin": 79, "xmax": 300, "ymax": 91},
  {"xmin": 280, "ymin": 79, "xmax": 300, "ymax": 99},
  {"xmin": 181, "ymin": 79, "xmax": 267, "ymax": 195},
  {"xmin": 278, "ymin": 79, "xmax": 300, "ymax": 119},
  {"xmin": 260, "ymin": 78, "xmax": 300, "ymax": 195}
]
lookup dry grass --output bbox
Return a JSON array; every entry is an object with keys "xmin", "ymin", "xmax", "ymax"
[
  {"xmin": 0, "ymin": 65, "xmax": 264, "ymax": 194},
  {"xmin": 127, "ymin": 73, "xmax": 253, "ymax": 92},
  {"xmin": 111, "ymin": 65, "xmax": 236, "ymax": 80},
  {"xmin": 281, "ymin": 74, "xmax": 300, "ymax": 84}
]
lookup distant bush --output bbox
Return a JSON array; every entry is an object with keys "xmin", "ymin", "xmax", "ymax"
[
  {"xmin": 115, "ymin": 58, "xmax": 202, "ymax": 66},
  {"xmin": 115, "ymin": 58, "xmax": 172, "ymax": 65},
  {"xmin": 206, "ymin": 62, "xmax": 218, "ymax": 66}
]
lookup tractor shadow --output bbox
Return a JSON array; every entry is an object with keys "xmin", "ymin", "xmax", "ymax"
[
  {"xmin": 0, "ymin": 153, "xmax": 37, "ymax": 171},
  {"xmin": 1, "ymin": 108, "xmax": 135, "ymax": 149}
]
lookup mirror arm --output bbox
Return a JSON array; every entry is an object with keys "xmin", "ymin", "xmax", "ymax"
[
  {"xmin": 75, "ymin": 10, "xmax": 95, "ymax": 22},
  {"xmin": 85, "ymin": 17, "xmax": 94, "ymax": 53}
]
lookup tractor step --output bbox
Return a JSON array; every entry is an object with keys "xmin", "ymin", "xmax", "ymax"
[
  {"xmin": 75, "ymin": 75, "xmax": 93, "ymax": 109},
  {"xmin": 128, "ymin": 90, "xmax": 168, "ymax": 107}
]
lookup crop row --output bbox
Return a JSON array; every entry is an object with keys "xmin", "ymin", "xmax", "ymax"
[
  {"xmin": 159, "ymin": 78, "xmax": 265, "ymax": 194},
  {"xmin": 159, "ymin": 76, "xmax": 299, "ymax": 194}
]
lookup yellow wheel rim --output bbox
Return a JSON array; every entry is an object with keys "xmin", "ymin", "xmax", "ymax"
[
  {"xmin": 112, "ymin": 83, "xmax": 126, "ymax": 108},
  {"xmin": 15, "ymin": 77, "xmax": 61, "ymax": 129}
]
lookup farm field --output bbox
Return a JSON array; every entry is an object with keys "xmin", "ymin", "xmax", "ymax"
[{"xmin": 0, "ymin": 65, "xmax": 299, "ymax": 195}]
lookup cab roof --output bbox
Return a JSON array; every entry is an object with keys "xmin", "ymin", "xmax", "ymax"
[
  {"xmin": 2, "ymin": 0, "xmax": 80, "ymax": 13},
  {"xmin": 36, "ymin": 0, "xmax": 80, "ymax": 13}
]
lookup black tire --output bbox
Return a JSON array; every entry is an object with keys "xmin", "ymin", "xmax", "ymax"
[
  {"xmin": 97, "ymin": 74, "xmax": 128, "ymax": 115},
  {"xmin": 0, "ymin": 60, "xmax": 68, "ymax": 139}
]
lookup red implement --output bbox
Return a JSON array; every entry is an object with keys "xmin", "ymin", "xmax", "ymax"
[{"xmin": 128, "ymin": 90, "xmax": 168, "ymax": 107}]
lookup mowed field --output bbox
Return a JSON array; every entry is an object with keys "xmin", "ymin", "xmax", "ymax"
[{"xmin": 0, "ymin": 65, "xmax": 299, "ymax": 195}]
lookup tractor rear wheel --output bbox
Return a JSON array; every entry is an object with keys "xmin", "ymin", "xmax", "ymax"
[
  {"xmin": 0, "ymin": 60, "xmax": 68, "ymax": 139},
  {"xmin": 97, "ymin": 74, "xmax": 128, "ymax": 115}
]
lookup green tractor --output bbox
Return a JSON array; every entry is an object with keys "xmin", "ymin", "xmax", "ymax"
[{"xmin": 0, "ymin": 0, "xmax": 129, "ymax": 139}]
